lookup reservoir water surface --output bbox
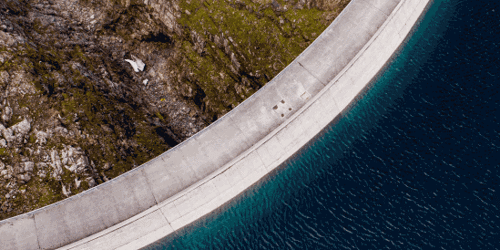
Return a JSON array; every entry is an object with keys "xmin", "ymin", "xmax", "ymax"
[{"xmin": 145, "ymin": 0, "xmax": 500, "ymax": 249}]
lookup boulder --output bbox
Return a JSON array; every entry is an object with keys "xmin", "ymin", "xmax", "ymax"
[
  {"xmin": 125, "ymin": 56, "xmax": 145, "ymax": 72},
  {"xmin": 61, "ymin": 145, "xmax": 90, "ymax": 174},
  {"xmin": 1, "ymin": 119, "xmax": 31, "ymax": 145}
]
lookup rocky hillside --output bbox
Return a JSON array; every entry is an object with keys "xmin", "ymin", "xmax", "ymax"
[{"xmin": 0, "ymin": 0, "xmax": 349, "ymax": 220}]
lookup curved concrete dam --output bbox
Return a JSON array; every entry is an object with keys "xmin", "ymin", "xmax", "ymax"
[{"xmin": 0, "ymin": 0, "xmax": 432, "ymax": 249}]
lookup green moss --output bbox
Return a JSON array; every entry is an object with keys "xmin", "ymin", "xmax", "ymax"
[
  {"xmin": 32, "ymin": 19, "xmax": 47, "ymax": 34},
  {"xmin": 69, "ymin": 45, "xmax": 85, "ymax": 62},
  {"xmin": 80, "ymin": 180, "xmax": 89, "ymax": 190},
  {"xmin": 34, "ymin": 180, "xmax": 62, "ymax": 208},
  {"xmin": 173, "ymin": 0, "xmax": 339, "ymax": 116}
]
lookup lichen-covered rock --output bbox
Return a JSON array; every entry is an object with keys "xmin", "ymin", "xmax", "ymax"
[{"xmin": 60, "ymin": 145, "xmax": 90, "ymax": 174}]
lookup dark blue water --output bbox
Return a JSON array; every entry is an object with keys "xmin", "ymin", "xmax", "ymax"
[{"xmin": 144, "ymin": 0, "xmax": 500, "ymax": 249}]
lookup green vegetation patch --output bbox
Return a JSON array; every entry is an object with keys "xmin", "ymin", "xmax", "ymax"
[{"xmin": 173, "ymin": 0, "xmax": 340, "ymax": 118}]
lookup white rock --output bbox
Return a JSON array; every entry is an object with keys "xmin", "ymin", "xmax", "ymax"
[
  {"xmin": 143, "ymin": 79, "xmax": 149, "ymax": 85},
  {"xmin": 0, "ymin": 139, "xmax": 6, "ymax": 148},
  {"xmin": 62, "ymin": 184, "xmax": 71, "ymax": 197},
  {"xmin": 125, "ymin": 56, "xmax": 145, "ymax": 72},
  {"xmin": 15, "ymin": 119, "xmax": 30, "ymax": 134},
  {"xmin": 134, "ymin": 56, "xmax": 145, "ymax": 71},
  {"xmin": 75, "ymin": 178, "xmax": 81, "ymax": 189},
  {"xmin": 125, "ymin": 59, "xmax": 139, "ymax": 72}
]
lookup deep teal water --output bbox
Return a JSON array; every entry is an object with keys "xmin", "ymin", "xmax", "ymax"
[{"xmin": 144, "ymin": 0, "xmax": 500, "ymax": 249}]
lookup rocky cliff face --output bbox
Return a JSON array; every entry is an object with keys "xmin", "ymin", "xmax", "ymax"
[{"xmin": 0, "ymin": 0, "xmax": 349, "ymax": 220}]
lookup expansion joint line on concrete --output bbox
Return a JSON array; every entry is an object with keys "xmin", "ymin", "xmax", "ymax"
[
  {"xmin": 157, "ymin": 206, "xmax": 174, "ymax": 234},
  {"xmin": 298, "ymin": 62, "xmax": 327, "ymax": 86},
  {"xmin": 33, "ymin": 216, "xmax": 42, "ymax": 250},
  {"xmin": 362, "ymin": 0, "xmax": 392, "ymax": 17},
  {"xmin": 141, "ymin": 169, "xmax": 160, "ymax": 205}
]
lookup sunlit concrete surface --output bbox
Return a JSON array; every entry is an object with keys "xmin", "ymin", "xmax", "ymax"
[{"xmin": 0, "ymin": 0, "xmax": 431, "ymax": 249}]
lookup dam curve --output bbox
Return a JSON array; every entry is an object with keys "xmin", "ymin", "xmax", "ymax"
[{"xmin": 0, "ymin": 0, "xmax": 431, "ymax": 249}]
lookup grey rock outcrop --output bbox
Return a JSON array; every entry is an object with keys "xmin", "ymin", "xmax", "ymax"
[
  {"xmin": 60, "ymin": 145, "xmax": 90, "ymax": 174},
  {"xmin": 0, "ymin": 118, "xmax": 31, "ymax": 146}
]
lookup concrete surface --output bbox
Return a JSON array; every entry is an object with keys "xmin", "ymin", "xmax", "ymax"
[{"xmin": 0, "ymin": 0, "xmax": 432, "ymax": 249}]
